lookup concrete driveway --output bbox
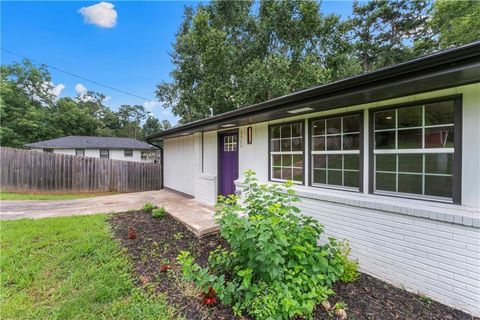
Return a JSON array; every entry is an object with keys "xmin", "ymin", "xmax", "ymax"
[{"xmin": 0, "ymin": 189, "xmax": 217, "ymax": 236}]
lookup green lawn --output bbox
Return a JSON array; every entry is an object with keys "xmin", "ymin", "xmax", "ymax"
[
  {"xmin": 0, "ymin": 191, "xmax": 119, "ymax": 201},
  {"xmin": 0, "ymin": 215, "xmax": 176, "ymax": 319}
]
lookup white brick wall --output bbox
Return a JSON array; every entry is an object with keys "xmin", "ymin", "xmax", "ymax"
[{"xmin": 235, "ymin": 183, "xmax": 480, "ymax": 316}]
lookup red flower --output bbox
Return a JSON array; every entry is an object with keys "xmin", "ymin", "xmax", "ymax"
[
  {"xmin": 201, "ymin": 287, "xmax": 217, "ymax": 305},
  {"xmin": 128, "ymin": 227, "xmax": 137, "ymax": 239},
  {"xmin": 160, "ymin": 265, "xmax": 172, "ymax": 272}
]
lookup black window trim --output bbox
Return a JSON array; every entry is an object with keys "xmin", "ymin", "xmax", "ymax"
[
  {"xmin": 76, "ymin": 148, "xmax": 85, "ymax": 156},
  {"xmin": 308, "ymin": 111, "xmax": 364, "ymax": 193},
  {"xmin": 268, "ymin": 120, "xmax": 306, "ymax": 185},
  {"xmin": 99, "ymin": 149, "xmax": 110, "ymax": 159},
  {"xmin": 124, "ymin": 149, "xmax": 134, "ymax": 157},
  {"xmin": 368, "ymin": 94, "xmax": 462, "ymax": 204}
]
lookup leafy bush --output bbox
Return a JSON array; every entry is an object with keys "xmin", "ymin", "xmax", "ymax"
[
  {"xmin": 151, "ymin": 207, "xmax": 166, "ymax": 219},
  {"xmin": 336, "ymin": 241, "xmax": 360, "ymax": 283},
  {"xmin": 142, "ymin": 203, "xmax": 157, "ymax": 213},
  {"xmin": 178, "ymin": 170, "xmax": 354, "ymax": 319}
]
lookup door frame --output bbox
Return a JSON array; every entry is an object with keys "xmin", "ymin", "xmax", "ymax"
[{"xmin": 217, "ymin": 129, "xmax": 240, "ymax": 196}]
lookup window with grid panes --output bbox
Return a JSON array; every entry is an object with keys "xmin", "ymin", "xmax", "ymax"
[
  {"xmin": 310, "ymin": 114, "xmax": 361, "ymax": 189},
  {"xmin": 373, "ymin": 99, "xmax": 458, "ymax": 201},
  {"xmin": 270, "ymin": 122, "xmax": 303, "ymax": 183}
]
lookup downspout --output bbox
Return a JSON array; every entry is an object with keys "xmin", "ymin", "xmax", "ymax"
[{"xmin": 147, "ymin": 140, "xmax": 164, "ymax": 189}]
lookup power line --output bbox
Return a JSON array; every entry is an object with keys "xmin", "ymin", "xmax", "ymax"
[{"xmin": 1, "ymin": 47, "xmax": 153, "ymax": 102}]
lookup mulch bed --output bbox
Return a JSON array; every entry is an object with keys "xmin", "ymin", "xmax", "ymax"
[{"xmin": 109, "ymin": 211, "xmax": 475, "ymax": 320}]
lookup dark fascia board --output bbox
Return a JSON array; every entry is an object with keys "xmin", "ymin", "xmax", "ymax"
[{"xmin": 147, "ymin": 41, "xmax": 480, "ymax": 141}]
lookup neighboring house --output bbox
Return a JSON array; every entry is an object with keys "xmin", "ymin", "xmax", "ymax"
[
  {"xmin": 26, "ymin": 136, "xmax": 159, "ymax": 163},
  {"xmin": 147, "ymin": 42, "xmax": 480, "ymax": 316}
]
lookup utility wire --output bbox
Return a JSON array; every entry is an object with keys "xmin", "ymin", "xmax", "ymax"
[{"xmin": 1, "ymin": 47, "xmax": 152, "ymax": 101}]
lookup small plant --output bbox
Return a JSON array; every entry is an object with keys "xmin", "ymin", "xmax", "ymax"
[
  {"xmin": 201, "ymin": 287, "xmax": 217, "ymax": 306},
  {"xmin": 151, "ymin": 207, "xmax": 166, "ymax": 218},
  {"xmin": 173, "ymin": 232, "xmax": 183, "ymax": 240},
  {"xmin": 334, "ymin": 241, "xmax": 360, "ymax": 283},
  {"xmin": 142, "ymin": 202, "xmax": 157, "ymax": 213},
  {"xmin": 128, "ymin": 227, "xmax": 137, "ymax": 239},
  {"xmin": 419, "ymin": 294, "xmax": 433, "ymax": 305},
  {"xmin": 160, "ymin": 265, "xmax": 172, "ymax": 273}
]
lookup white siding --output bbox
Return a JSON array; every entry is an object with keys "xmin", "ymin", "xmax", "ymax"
[
  {"xmin": 54, "ymin": 148, "xmax": 76, "ymax": 155},
  {"xmin": 84, "ymin": 148, "xmax": 99, "ymax": 158},
  {"xmin": 109, "ymin": 149, "xmax": 143, "ymax": 162},
  {"xmin": 194, "ymin": 132, "xmax": 218, "ymax": 205},
  {"xmin": 164, "ymin": 135, "xmax": 195, "ymax": 195},
  {"xmin": 232, "ymin": 83, "xmax": 480, "ymax": 316}
]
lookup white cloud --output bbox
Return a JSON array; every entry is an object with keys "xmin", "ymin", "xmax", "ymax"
[
  {"xmin": 103, "ymin": 96, "xmax": 111, "ymax": 102},
  {"xmin": 75, "ymin": 83, "xmax": 88, "ymax": 97},
  {"xmin": 143, "ymin": 100, "xmax": 162, "ymax": 112},
  {"xmin": 79, "ymin": 2, "xmax": 117, "ymax": 28},
  {"xmin": 52, "ymin": 83, "xmax": 65, "ymax": 98}
]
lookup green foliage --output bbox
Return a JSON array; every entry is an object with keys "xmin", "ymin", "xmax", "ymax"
[
  {"xmin": 351, "ymin": 0, "xmax": 432, "ymax": 72},
  {"xmin": 430, "ymin": 0, "xmax": 480, "ymax": 48},
  {"xmin": 157, "ymin": 1, "xmax": 354, "ymax": 123},
  {"xmin": 152, "ymin": 207, "xmax": 167, "ymax": 219},
  {"xmin": 142, "ymin": 202, "xmax": 157, "ymax": 213},
  {"xmin": 0, "ymin": 215, "xmax": 175, "ymax": 319},
  {"xmin": 0, "ymin": 59, "xmax": 171, "ymax": 148},
  {"xmin": 178, "ymin": 170, "xmax": 351, "ymax": 319},
  {"xmin": 334, "ymin": 241, "xmax": 360, "ymax": 283}
]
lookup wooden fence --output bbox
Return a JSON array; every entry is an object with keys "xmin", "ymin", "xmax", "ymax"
[{"xmin": 0, "ymin": 147, "xmax": 163, "ymax": 193}]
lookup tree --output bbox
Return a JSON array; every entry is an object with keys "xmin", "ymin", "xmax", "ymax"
[
  {"xmin": 0, "ymin": 60, "xmax": 58, "ymax": 147},
  {"xmin": 116, "ymin": 104, "xmax": 147, "ymax": 139},
  {"xmin": 351, "ymin": 0, "xmax": 431, "ymax": 72},
  {"xmin": 156, "ymin": 0, "xmax": 353, "ymax": 123},
  {"xmin": 0, "ymin": 59, "xmax": 166, "ymax": 147},
  {"xmin": 142, "ymin": 115, "xmax": 162, "ymax": 137},
  {"xmin": 430, "ymin": 0, "xmax": 480, "ymax": 48},
  {"xmin": 51, "ymin": 97, "xmax": 98, "ymax": 137}
]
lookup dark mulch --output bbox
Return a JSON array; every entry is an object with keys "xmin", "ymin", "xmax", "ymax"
[{"xmin": 109, "ymin": 211, "xmax": 475, "ymax": 320}]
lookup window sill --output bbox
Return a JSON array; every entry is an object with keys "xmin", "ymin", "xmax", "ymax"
[{"xmin": 234, "ymin": 180, "xmax": 479, "ymax": 228}]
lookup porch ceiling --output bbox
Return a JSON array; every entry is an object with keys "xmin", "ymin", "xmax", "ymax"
[{"xmin": 147, "ymin": 41, "xmax": 480, "ymax": 141}]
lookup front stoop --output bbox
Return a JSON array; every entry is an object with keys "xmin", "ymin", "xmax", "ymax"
[{"xmin": 154, "ymin": 190, "xmax": 218, "ymax": 238}]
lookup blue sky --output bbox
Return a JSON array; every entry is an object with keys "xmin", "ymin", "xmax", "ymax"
[{"xmin": 1, "ymin": 1, "xmax": 355, "ymax": 125}]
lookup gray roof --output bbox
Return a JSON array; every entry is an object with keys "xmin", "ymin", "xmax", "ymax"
[{"xmin": 25, "ymin": 136, "xmax": 157, "ymax": 150}]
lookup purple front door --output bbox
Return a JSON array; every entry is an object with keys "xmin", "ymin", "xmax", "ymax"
[{"xmin": 219, "ymin": 131, "xmax": 239, "ymax": 197}]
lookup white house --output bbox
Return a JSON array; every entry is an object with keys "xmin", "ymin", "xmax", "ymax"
[
  {"xmin": 26, "ymin": 136, "xmax": 159, "ymax": 163},
  {"xmin": 147, "ymin": 42, "xmax": 480, "ymax": 316}
]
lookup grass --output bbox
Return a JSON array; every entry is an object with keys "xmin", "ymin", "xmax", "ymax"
[
  {"xmin": 0, "ymin": 215, "xmax": 176, "ymax": 319},
  {"xmin": 0, "ymin": 191, "xmax": 119, "ymax": 201}
]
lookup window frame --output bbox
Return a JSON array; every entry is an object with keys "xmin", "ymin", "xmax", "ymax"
[
  {"xmin": 268, "ymin": 120, "xmax": 305, "ymax": 185},
  {"xmin": 99, "ymin": 149, "xmax": 110, "ymax": 159},
  {"xmin": 368, "ymin": 95, "xmax": 462, "ymax": 204},
  {"xmin": 76, "ymin": 149, "xmax": 85, "ymax": 156},
  {"xmin": 43, "ymin": 148, "xmax": 53, "ymax": 153},
  {"xmin": 124, "ymin": 149, "xmax": 133, "ymax": 157},
  {"xmin": 308, "ymin": 111, "xmax": 364, "ymax": 192}
]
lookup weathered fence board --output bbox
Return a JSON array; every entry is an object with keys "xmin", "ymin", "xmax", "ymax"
[{"xmin": 0, "ymin": 147, "xmax": 162, "ymax": 193}]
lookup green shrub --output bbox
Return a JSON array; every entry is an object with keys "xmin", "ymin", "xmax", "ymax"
[
  {"xmin": 335, "ymin": 241, "xmax": 360, "ymax": 283},
  {"xmin": 151, "ymin": 207, "xmax": 166, "ymax": 219},
  {"xmin": 142, "ymin": 202, "xmax": 157, "ymax": 213},
  {"xmin": 178, "ymin": 170, "xmax": 347, "ymax": 319}
]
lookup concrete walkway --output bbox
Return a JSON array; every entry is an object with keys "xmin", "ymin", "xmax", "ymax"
[{"xmin": 0, "ymin": 189, "xmax": 217, "ymax": 237}]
